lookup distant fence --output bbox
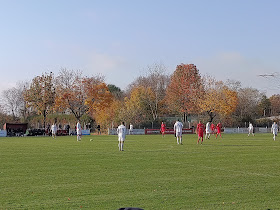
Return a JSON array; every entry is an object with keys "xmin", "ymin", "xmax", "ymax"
[
  {"xmin": 108, "ymin": 128, "xmax": 194, "ymax": 135},
  {"xmin": 108, "ymin": 127, "xmax": 272, "ymax": 135},
  {"xmin": 224, "ymin": 127, "xmax": 270, "ymax": 134},
  {"xmin": 0, "ymin": 130, "xmax": 7, "ymax": 137},
  {"xmin": 145, "ymin": 128, "xmax": 194, "ymax": 135},
  {"xmin": 108, "ymin": 129, "xmax": 145, "ymax": 135}
]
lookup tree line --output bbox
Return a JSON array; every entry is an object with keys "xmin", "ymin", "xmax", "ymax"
[{"xmin": 0, "ymin": 63, "xmax": 279, "ymax": 131}]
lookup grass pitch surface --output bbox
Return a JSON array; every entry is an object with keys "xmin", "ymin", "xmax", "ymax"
[{"xmin": 0, "ymin": 133, "xmax": 280, "ymax": 209}]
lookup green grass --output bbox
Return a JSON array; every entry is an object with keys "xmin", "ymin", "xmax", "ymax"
[{"xmin": 1, "ymin": 133, "xmax": 280, "ymax": 209}]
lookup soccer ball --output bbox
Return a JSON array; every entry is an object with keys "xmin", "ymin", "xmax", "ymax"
[{"xmin": 90, "ymin": 139, "xmax": 93, "ymax": 141}]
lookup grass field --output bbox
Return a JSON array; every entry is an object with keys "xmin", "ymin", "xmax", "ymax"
[{"xmin": 1, "ymin": 133, "xmax": 280, "ymax": 209}]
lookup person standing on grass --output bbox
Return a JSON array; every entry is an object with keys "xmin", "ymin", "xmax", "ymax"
[
  {"xmin": 216, "ymin": 122, "xmax": 222, "ymax": 139},
  {"xmin": 160, "ymin": 121, "xmax": 166, "ymax": 137},
  {"xmin": 117, "ymin": 122, "xmax": 126, "ymax": 151},
  {"xmin": 197, "ymin": 121, "xmax": 205, "ymax": 144},
  {"xmin": 51, "ymin": 123, "xmax": 57, "ymax": 139},
  {"xmin": 129, "ymin": 123, "xmax": 133, "ymax": 135},
  {"xmin": 205, "ymin": 121, "xmax": 211, "ymax": 140},
  {"xmin": 76, "ymin": 121, "xmax": 82, "ymax": 141},
  {"xmin": 248, "ymin": 122, "xmax": 255, "ymax": 136},
  {"xmin": 271, "ymin": 122, "xmax": 278, "ymax": 141},
  {"xmin": 97, "ymin": 124, "xmax": 101, "ymax": 135},
  {"xmin": 174, "ymin": 119, "xmax": 183, "ymax": 145}
]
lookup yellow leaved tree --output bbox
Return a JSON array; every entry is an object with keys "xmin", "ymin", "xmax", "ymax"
[{"xmin": 199, "ymin": 77, "xmax": 238, "ymax": 122}]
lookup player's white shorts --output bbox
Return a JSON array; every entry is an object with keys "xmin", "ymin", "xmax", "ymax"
[
  {"xmin": 118, "ymin": 136, "xmax": 125, "ymax": 142},
  {"xmin": 77, "ymin": 129, "xmax": 82, "ymax": 135},
  {"xmin": 176, "ymin": 131, "xmax": 182, "ymax": 137}
]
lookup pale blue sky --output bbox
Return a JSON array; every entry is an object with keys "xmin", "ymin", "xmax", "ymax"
[{"xmin": 1, "ymin": 0, "xmax": 280, "ymax": 95}]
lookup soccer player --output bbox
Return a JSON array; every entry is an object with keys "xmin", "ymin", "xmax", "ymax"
[
  {"xmin": 248, "ymin": 122, "xmax": 255, "ymax": 136},
  {"xmin": 197, "ymin": 121, "xmax": 205, "ymax": 144},
  {"xmin": 205, "ymin": 121, "xmax": 211, "ymax": 139},
  {"xmin": 117, "ymin": 122, "xmax": 126, "ymax": 151},
  {"xmin": 51, "ymin": 123, "xmax": 57, "ymax": 139},
  {"xmin": 216, "ymin": 122, "xmax": 222, "ymax": 139},
  {"xmin": 76, "ymin": 121, "xmax": 82, "ymax": 141},
  {"xmin": 129, "ymin": 123, "xmax": 133, "ymax": 135},
  {"xmin": 211, "ymin": 123, "xmax": 216, "ymax": 135},
  {"xmin": 97, "ymin": 124, "xmax": 101, "ymax": 135},
  {"xmin": 174, "ymin": 119, "xmax": 183, "ymax": 144},
  {"xmin": 160, "ymin": 121, "xmax": 166, "ymax": 137},
  {"xmin": 271, "ymin": 122, "xmax": 278, "ymax": 141}
]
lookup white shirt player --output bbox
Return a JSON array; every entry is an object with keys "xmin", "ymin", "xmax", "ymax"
[
  {"xmin": 174, "ymin": 120, "xmax": 183, "ymax": 137},
  {"xmin": 272, "ymin": 122, "xmax": 278, "ymax": 134},
  {"xmin": 205, "ymin": 122, "xmax": 211, "ymax": 134},
  {"xmin": 271, "ymin": 122, "xmax": 278, "ymax": 141},
  {"xmin": 248, "ymin": 123, "xmax": 254, "ymax": 136},
  {"xmin": 51, "ymin": 124, "xmax": 57, "ymax": 134},
  {"xmin": 76, "ymin": 122, "xmax": 82, "ymax": 135},
  {"xmin": 51, "ymin": 123, "xmax": 57, "ymax": 138},
  {"xmin": 117, "ymin": 124, "xmax": 126, "ymax": 142},
  {"xmin": 117, "ymin": 123, "xmax": 126, "ymax": 151},
  {"xmin": 129, "ymin": 123, "xmax": 133, "ymax": 134}
]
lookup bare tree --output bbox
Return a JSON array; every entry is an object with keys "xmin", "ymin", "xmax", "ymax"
[{"xmin": 1, "ymin": 82, "xmax": 29, "ymax": 121}]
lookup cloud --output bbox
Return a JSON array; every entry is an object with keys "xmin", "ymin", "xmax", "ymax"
[
  {"xmin": 0, "ymin": 81, "xmax": 17, "ymax": 95},
  {"xmin": 85, "ymin": 52, "xmax": 126, "ymax": 75},
  {"xmin": 194, "ymin": 52, "xmax": 280, "ymax": 95}
]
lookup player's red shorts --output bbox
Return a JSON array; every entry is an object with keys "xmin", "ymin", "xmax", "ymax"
[{"xmin": 198, "ymin": 132, "xmax": 204, "ymax": 137}]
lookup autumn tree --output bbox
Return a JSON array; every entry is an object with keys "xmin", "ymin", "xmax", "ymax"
[
  {"xmin": 258, "ymin": 95, "xmax": 271, "ymax": 117},
  {"xmin": 24, "ymin": 72, "xmax": 55, "ymax": 129},
  {"xmin": 199, "ymin": 77, "xmax": 238, "ymax": 122},
  {"xmin": 83, "ymin": 77, "xmax": 113, "ymax": 120},
  {"xmin": 233, "ymin": 87, "xmax": 263, "ymax": 124},
  {"xmin": 165, "ymin": 64, "xmax": 204, "ymax": 122},
  {"xmin": 123, "ymin": 86, "xmax": 155, "ymax": 125},
  {"xmin": 95, "ymin": 99, "xmax": 124, "ymax": 130},
  {"xmin": 270, "ymin": 94, "xmax": 280, "ymax": 116},
  {"xmin": 55, "ymin": 69, "xmax": 87, "ymax": 121},
  {"xmin": 128, "ymin": 63, "xmax": 170, "ymax": 121}
]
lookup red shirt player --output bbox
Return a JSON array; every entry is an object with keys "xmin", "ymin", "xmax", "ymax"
[
  {"xmin": 160, "ymin": 122, "xmax": 166, "ymax": 137},
  {"xmin": 196, "ymin": 121, "xmax": 205, "ymax": 144},
  {"xmin": 216, "ymin": 122, "xmax": 222, "ymax": 139},
  {"xmin": 211, "ymin": 123, "xmax": 216, "ymax": 134}
]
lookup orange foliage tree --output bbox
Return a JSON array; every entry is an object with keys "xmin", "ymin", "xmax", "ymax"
[
  {"xmin": 94, "ymin": 99, "xmax": 124, "ymax": 129},
  {"xmin": 54, "ymin": 69, "xmax": 87, "ymax": 121},
  {"xmin": 83, "ymin": 77, "xmax": 114, "ymax": 122},
  {"xmin": 199, "ymin": 78, "xmax": 238, "ymax": 122},
  {"xmin": 24, "ymin": 72, "xmax": 55, "ymax": 129},
  {"xmin": 165, "ymin": 64, "xmax": 204, "ymax": 121}
]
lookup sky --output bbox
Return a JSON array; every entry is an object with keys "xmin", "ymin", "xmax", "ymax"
[{"xmin": 1, "ymin": 0, "xmax": 280, "ymax": 95}]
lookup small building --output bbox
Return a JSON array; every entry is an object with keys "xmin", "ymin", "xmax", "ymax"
[{"xmin": 3, "ymin": 123, "xmax": 28, "ymax": 137}]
